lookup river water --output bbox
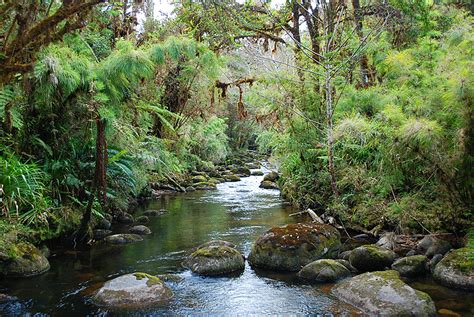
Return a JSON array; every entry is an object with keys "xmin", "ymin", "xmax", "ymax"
[{"xmin": 1, "ymin": 170, "xmax": 473, "ymax": 316}]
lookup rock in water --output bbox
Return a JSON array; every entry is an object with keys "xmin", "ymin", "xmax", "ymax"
[
  {"xmin": 129, "ymin": 225, "xmax": 152, "ymax": 235},
  {"xmin": 104, "ymin": 234, "xmax": 143, "ymax": 245},
  {"xmin": 93, "ymin": 229, "xmax": 112, "ymax": 240},
  {"xmin": 248, "ymin": 223, "xmax": 341, "ymax": 271},
  {"xmin": 93, "ymin": 273, "xmax": 173, "ymax": 309},
  {"xmin": 433, "ymin": 248, "xmax": 474, "ymax": 291},
  {"xmin": 183, "ymin": 242, "xmax": 245, "ymax": 276},
  {"xmin": 259, "ymin": 180, "xmax": 279, "ymax": 189},
  {"xmin": 331, "ymin": 270, "xmax": 436, "ymax": 316},
  {"xmin": 263, "ymin": 171, "xmax": 279, "ymax": 182},
  {"xmin": 143, "ymin": 209, "xmax": 166, "ymax": 216},
  {"xmin": 117, "ymin": 213, "xmax": 134, "ymax": 224},
  {"xmin": 349, "ymin": 244, "xmax": 397, "ymax": 272},
  {"xmin": 298, "ymin": 259, "xmax": 351, "ymax": 282},
  {"xmin": 391, "ymin": 255, "xmax": 427, "ymax": 277},
  {"xmin": 0, "ymin": 242, "xmax": 50, "ymax": 277}
]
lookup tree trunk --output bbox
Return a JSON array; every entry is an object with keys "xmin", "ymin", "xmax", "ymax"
[
  {"xmin": 95, "ymin": 115, "xmax": 107, "ymax": 204},
  {"xmin": 352, "ymin": 0, "xmax": 370, "ymax": 88}
]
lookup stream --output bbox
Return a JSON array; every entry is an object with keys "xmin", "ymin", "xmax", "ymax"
[{"xmin": 1, "ymin": 167, "xmax": 473, "ymax": 316}]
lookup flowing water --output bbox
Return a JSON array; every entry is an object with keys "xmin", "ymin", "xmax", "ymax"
[{"xmin": 0, "ymin": 169, "xmax": 473, "ymax": 316}]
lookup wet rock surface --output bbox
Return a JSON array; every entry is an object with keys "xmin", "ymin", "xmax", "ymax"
[
  {"xmin": 248, "ymin": 223, "xmax": 341, "ymax": 271},
  {"xmin": 349, "ymin": 244, "xmax": 397, "ymax": 272},
  {"xmin": 433, "ymin": 248, "xmax": 474, "ymax": 291},
  {"xmin": 331, "ymin": 270, "xmax": 436, "ymax": 316},
  {"xmin": 93, "ymin": 273, "xmax": 173, "ymax": 309}
]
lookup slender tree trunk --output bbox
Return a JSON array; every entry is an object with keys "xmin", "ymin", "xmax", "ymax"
[
  {"xmin": 352, "ymin": 0, "xmax": 370, "ymax": 88},
  {"xmin": 95, "ymin": 115, "xmax": 107, "ymax": 203},
  {"xmin": 325, "ymin": 63, "xmax": 338, "ymax": 197}
]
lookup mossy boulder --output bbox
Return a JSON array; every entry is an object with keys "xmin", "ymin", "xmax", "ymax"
[
  {"xmin": 259, "ymin": 180, "xmax": 279, "ymax": 189},
  {"xmin": 95, "ymin": 218, "xmax": 111, "ymax": 230},
  {"xmin": 93, "ymin": 273, "xmax": 173, "ymax": 309},
  {"xmin": 433, "ymin": 248, "xmax": 474, "ymax": 291},
  {"xmin": 232, "ymin": 166, "xmax": 252, "ymax": 177},
  {"xmin": 0, "ymin": 241, "xmax": 50, "ymax": 277},
  {"xmin": 191, "ymin": 175, "xmax": 208, "ymax": 183},
  {"xmin": 104, "ymin": 234, "xmax": 143, "ymax": 245},
  {"xmin": 417, "ymin": 235, "xmax": 452, "ymax": 258},
  {"xmin": 298, "ymin": 259, "xmax": 351, "ymax": 283},
  {"xmin": 248, "ymin": 223, "xmax": 341, "ymax": 271},
  {"xmin": 391, "ymin": 255, "xmax": 427, "ymax": 277},
  {"xmin": 193, "ymin": 182, "xmax": 217, "ymax": 190},
  {"xmin": 331, "ymin": 270, "xmax": 436, "ymax": 316},
  {"xmin": 225, "ymin": 174, "xmax": 241, "ymax": 182},
  {"xmin": 251, "ymin": 170, "xmax": 264, "ymax": 176},
  {"xmin": 135, "ymin": 215, "xmax": 149, "ymax": 225},
  {"xmin": 183, "ymin": 242, "xmax": 245, "ymax": 276},
  {"xmin": 129, "ymin": 225, "xmax": 152, "ymax": 235},
  {"xmin": 263, "ymin": 171, "xmax": 279, "ymax": 182},
  {"xmin": 349, "ymin": 244, "xmax": 397, "ymax": 272}
]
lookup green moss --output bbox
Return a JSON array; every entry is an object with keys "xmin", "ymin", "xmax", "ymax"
[
  {"xmin": 133, "ymin": 272, "xmax": 163, "ymax": 287},
  {"xmin": 444, "ymin": 248, "xmax": 474, "ymax": 273},
  {"xmin": 192, "ymin": 246, "xmax": 240, "ymax": 258}
]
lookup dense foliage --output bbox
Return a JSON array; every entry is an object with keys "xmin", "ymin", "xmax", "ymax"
[{"xmin": 0, "ymin": 0, "xmax": 472, "ymax": 247}]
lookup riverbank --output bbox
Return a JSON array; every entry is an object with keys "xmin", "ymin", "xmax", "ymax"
[{"xmin": 1, "ymin": 161, "xmax": 473, "ymax": 316}]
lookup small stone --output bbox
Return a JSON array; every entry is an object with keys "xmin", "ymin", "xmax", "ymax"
[
  {"xmin": 263, "ymin": 171, "xmax": 279, "ymax": 182},
  {"xmin": 251, "ymin": 170, "xmax": 264, "ymax": 176},
  {"xmin": 143, "ymin": 210, "xmax": 165, "ymax": 216},
  {"xmin": 438, "ymin": 309, "xmax": 461, "ymax": 317}
]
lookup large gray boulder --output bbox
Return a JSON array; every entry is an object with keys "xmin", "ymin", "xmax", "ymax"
[
  {"xmin": 183, "ymin": 241, "xmax": 245, "ymax": 276},
  {"xmin": 331, "ymin": 270, "xmax": 436, "ymax": 316},
  {"xmin": 0, "ymin": 242, "xmax": 50, "ymax": 277},
  {"xmin": 349, "ymin": 244, "xmax": 397, "ymax": 272},
  {"xmin": 433, "ymin": 248, "xmax": 473, "ymax": 291},
  {"xmin": 416, "ymin": 235, "xmax": 452, "ymax": 258},
  {"xmin": 391, "ymin": 255, "xmax": 427, "ymax": 277},
  {"xmin": 104, "ymin": 234, "xmax": 143, "ymax": 245},
  {"xmin": 93, "ymin": 273, "xmax": 173, "ymax": 309},
  {"xmin": 248, "ymin": 223, "xmax": 341, "ymax": 271},
  {"xmin": 298, "ymin": 259, "xmax": 350, "ymax": 282}
]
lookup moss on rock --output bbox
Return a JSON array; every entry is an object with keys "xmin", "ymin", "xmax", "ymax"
[
  {"xmin": 433, "ymin": 248, "xmax": 474, "ymax": 291},
  {"xmin": 248, "ymin": 223, "xmax": 341, "ymax": 271}
]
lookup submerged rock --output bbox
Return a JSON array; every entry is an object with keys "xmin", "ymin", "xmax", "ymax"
[
  {"xmin": 0, "ymin": 242, "xmax": 50, "ymax": 277},
  {"xmin": 104, "ymin": 234, "xmax": 143, "ymax": 245},
  {"xmin": 298, "ymin": 259, "xmax": 351, "ymax": 283},
  {"xmin": 143, "ymin": 209, "xmax": 166, "ymax": 217},
  {"xmin": 263, "ymin": 171, "xmax": 279, "ymax": 182},
  {"xmin": 248, "ymin": 223, "xmax": 341, "ymax": 271},
  {"xmin": 259, "ymin": 180, "xmax": 278, "ymax": 190},
  {"xmin": 129, "ymin": 225, "xmax": 152, "ymax": 235},
  {"xmin": 135, "ymin": 215, "xmax": 149, "ymax": 225},
  {"xmin": 433, "ymin": 248, "xmax": 474, "ymax": 291},
  {"xmin": 349, "ymin": 244, "xmax": 397, "ymax": 272},
  {"xmin": 93, "ymin": 273, "xmax": 173, "ymax": 309},
  {"xmin": 417, "ymin": 235, "xmax": 452, "ymax": 258},
  {"xmin": 391, "ymin": 255, "xmax": 427, "ymax": 277},
  {"xmin": 331, "ymin": 270, "xmax": 436, "ymax": 316},
  {"xmin": 93, "ymin": 229, "xmax": 113, "ymax": 240},
  {"xmin": 183, "ymin": 242, "xmax": 245, "ymax": 276}
]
